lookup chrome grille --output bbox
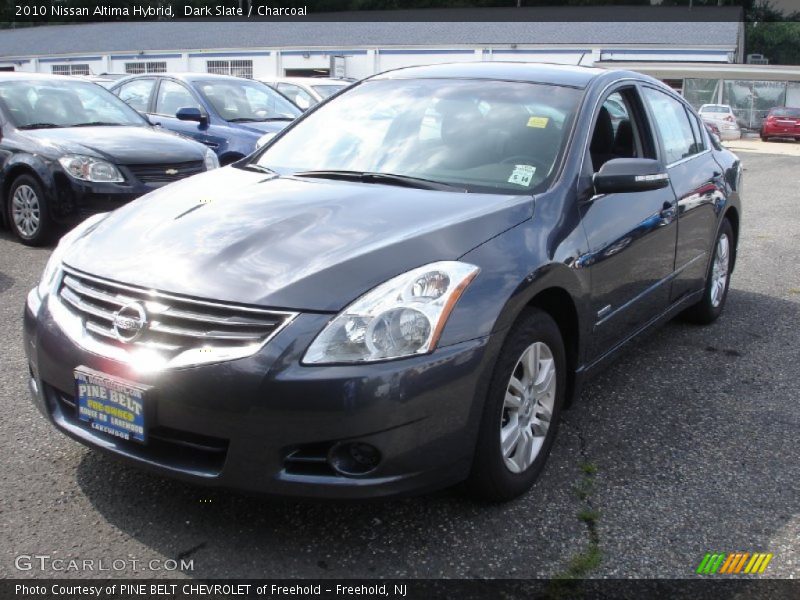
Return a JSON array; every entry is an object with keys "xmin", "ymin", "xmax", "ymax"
[
  {"xmin": 126, "ymin": 161, "xmax": 204, "ymax": 184},
  {"xmin": 55, "ymin": 267, "xmax": 296, "ymax": 369}
]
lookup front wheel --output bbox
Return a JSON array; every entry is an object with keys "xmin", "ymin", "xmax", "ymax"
[
  {"xmin": 467, "ymin": 308, "xmax": 566, "ymax": 502},
  {"xmin": 7, "ymin": 174, "xmax": 55, "ymax": 246},
  {"xmin": 683, "ymin": 219, "xmax": 734, "ymax": 324}
]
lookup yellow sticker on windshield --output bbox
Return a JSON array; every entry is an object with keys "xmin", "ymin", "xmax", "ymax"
[{"xmin": 527, "ymin": 116, "xmax": 549, "ymax": 128}]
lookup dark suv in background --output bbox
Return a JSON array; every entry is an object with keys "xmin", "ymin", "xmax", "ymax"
[
  {"xmin": 0, "ymin": 73, "xmax": 217, "ymax": 245},
  {"xmin": 111, "ymin": 73, "xmax": 301, "ymax": 165}
]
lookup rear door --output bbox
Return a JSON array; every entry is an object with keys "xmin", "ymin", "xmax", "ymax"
[
  {"xmin": 580, "ymin": 85, "xmax": 679, "ymax": 360},
  {"xmin": 641, "ymin": 86, "xmax": 725, "ymax": 302}
]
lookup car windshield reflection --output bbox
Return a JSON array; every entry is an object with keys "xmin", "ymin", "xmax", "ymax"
[{"xmin": 253, "ymin": 78, "xmax": 582, "ymax": 194}]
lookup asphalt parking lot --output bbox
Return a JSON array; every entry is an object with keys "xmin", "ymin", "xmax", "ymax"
[{"xmin": 1, "ymin": 149, "xmax": 797, "ymax": 580}]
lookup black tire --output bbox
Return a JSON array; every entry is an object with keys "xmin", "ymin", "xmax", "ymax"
[
  {"xmin": 761, "ymin": 135, "xmax": 769, "ymax": 142},
  {"xmin": 467, "ymin": 308, "xmax": 567, "ymax": 502},
  {"xmin": 6, "ymin": 174, "xmax": 55, "ymax": 246},
  {"xmin": 683, "ymin": 219, "xmax": 734, "ymax": 325}
]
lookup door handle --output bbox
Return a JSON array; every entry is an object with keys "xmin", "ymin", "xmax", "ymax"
[{"xmin": 660, "ymin": 202, "xmax": 676, "ymax": 220}]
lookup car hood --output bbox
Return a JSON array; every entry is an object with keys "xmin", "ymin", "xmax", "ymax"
[
  {"xmin": 23, "ymin": 126, "xmax": 205, "ymax": 164},
  {"xmin": 63, "ymin": 167, "xmax": 531, "ymax": 312}
]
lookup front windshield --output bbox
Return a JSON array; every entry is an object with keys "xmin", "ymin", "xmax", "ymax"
[
  {"xmin": 0, "ymin": 79, "xmax": 147, "ymax": 129},
  {"xmin": 312, "ymin": 84, "xmax": 347, "ymax": 99},
  {"xmin": 254, "ymin": 78, "xmax": 582, "ymax": 194},
  {"xmin": 196, "ymin": 79, "xmax": 301, "ymax": 122}
]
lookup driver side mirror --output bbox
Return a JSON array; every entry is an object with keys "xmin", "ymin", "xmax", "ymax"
[
  {"xmin": 593, "ymin": 158, "xmax": 669, "ymax": 195},
  {"xmin": 175, "ymin": 107, "xmax": 208, "ymax": 125}
]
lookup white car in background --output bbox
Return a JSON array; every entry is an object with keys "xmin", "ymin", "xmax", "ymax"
[
  {"xmin": 698, "ymin": 104, "xmax": 742, "ymax": 140},
  {"xmin": 261, "ymin": 77, "xmax": 351, "ymax": 111}
]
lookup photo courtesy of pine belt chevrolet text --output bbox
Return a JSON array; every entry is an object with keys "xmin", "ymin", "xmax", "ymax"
[{"xmin": 22, "ymin": 62, "xmax": 742, "ymax": 501}]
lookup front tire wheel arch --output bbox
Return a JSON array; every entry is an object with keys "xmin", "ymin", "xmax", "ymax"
[
  {"xmin": 6, "ymin": 172, "xmax": 56, "ymax": 246},
  {"xmin": 467, "ymin": 307, "xmax": 567, "ymax": 502}
]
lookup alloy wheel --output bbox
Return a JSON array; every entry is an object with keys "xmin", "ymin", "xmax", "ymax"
[
  {"xmin": 11, "ymin": 184, "xmax": 41, "ymax": 239},
  {"xmin": 710, "ymin": 233, "xmax": 730, "ymax": 308},
  {"xmin": 500, "ymin": 341, "xmax": 557, "ymax": 474}
]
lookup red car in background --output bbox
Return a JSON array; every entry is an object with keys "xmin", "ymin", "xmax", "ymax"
[{"xmin": 761, "ymin": 106, "xmax": 800, "ymax": 141}]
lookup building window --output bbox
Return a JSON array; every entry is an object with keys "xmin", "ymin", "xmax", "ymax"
[
  {"xmin": 125, "ymin": 61, "xmax": 167, "ymax": 75},
  {"xmin": 207, "ymin": 59, "xmax": 253, "ymax": 79},
  {"xmin": 51, "ymin": 64, "xmax": 91, "ymax": 76}
]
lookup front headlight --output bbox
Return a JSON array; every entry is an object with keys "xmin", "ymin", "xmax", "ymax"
[
  {"xmin": 303, "ymin": 261, "xmax": 479, "ymax": 364},
  {"xmin": 204, "ymin": 148, "xmax": 220, "ymax": 170},
  {"xmin": 36, "ymin": 213, "xmax": 108, "ymax": 299},
  {"xmin": 58, "ymin": 155, "xmax": 124, "ymax": 183}
]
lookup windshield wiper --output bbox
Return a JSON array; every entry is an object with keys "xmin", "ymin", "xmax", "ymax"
[
  {"xmin": 293, "ymin": 170, "xmax": 467, "ymax": 192},
  {"xmin": 69, "ymin": 122, "xmax": 126, "ymax": 127},
  {"xmin": 18, "ymin": 123, "xmax": 63, "ymax": 130},
  {"xmin": 239, "ymin": 163, "xmax": 277, "ymax": 176}
]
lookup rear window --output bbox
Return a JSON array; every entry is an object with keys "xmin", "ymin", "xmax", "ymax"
[
  {"xmin": 770, "ymin": 107, "xmax": 800, "ymax": 118},
  {"xmin": 700, "ymin": 105, "xmax": 731, "ymax": 114},
  {"xmin": 312, "ymin": 84, "xmax": 347, "ymax": 99}
]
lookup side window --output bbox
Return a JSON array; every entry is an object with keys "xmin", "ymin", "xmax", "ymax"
[
  {"xmin": 686, "ymin": 111, "xmax": 706, "ymax": 154},
  {"xmin": 277, "ymin": 83, "xmax": 314, "ymax": 110},
  {"xmin": 155, "ymin": 80, "xmax": 201, "ymax": 116},
  {"xmin": 589, "ymin": 90, "xmax": 644, "ymax": 172},
  {"xmin": 642, "ymin": 87, "xmax": 698, "ymax": 164},
  {"xmin": 115, "ymin": 78, "xmax": 155, "ymax": 113}
]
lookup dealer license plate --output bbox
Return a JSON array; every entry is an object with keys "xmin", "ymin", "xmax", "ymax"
[{"xmin": 74, "ymin": 367, "xmax": 149, "ymax": 444}]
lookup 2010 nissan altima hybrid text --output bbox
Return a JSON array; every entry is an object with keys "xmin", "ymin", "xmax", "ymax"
[{"xmin": 24, "ymin": 63, "xmax": 742, "ymax": 501}]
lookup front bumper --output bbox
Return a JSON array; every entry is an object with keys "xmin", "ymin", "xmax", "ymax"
[
  {"xmin": 51, "ymin": 174, "xmax": 171, "ymax": 224},
  {"xmin": 24, "ymin": 290, "xmax": 500, "ymax": 498}
]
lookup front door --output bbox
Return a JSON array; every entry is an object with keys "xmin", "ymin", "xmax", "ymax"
[
  {"xmin": 149, "ymin": 79, "xmax": 222, "ymax": 153},
  {"xmin": 580, "ymin": 87, "xmax": 679, "ymax": 360}
]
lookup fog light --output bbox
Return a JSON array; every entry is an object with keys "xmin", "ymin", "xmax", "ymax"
[{"xmin": 328, "ymin": 442, "xmax": 381, "ymax": 477}]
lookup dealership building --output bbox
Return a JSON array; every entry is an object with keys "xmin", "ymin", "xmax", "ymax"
[{"xmin": 1, "ymin": 7, "xmax": 799, "ymax": 127}]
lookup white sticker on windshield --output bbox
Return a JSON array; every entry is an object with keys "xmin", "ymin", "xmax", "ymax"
[{"xmin": 508, "ymin": 164, "xmax": 536, "ymax": 187}]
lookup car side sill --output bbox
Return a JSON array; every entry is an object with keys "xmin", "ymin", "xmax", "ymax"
[{"xmin": 571, "ymin": 288, "xmax": 705, "ymax": 401}]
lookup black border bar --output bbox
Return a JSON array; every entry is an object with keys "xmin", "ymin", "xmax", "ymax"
[{"xmin": 3, "ymin": 579, "xmax": 800, "ymax": 600}]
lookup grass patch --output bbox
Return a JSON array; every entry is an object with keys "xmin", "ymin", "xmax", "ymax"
[
  {"xmin": 562, "ymin": 543, "xmax": 603, "ymax": 578},
  {"xmin": 551, "ymin": 458, "xmax": 602, "ymax": 587}
]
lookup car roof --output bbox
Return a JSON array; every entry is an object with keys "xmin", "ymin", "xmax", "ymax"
[
  {"xmin": 372, "ymin": 61, "xmax": 609, "ymax": 89},
  {"xmin": 118, "ymin": 72, "xmax": 256, "ymax": 83},
  {"xmin": 0, "ymin": 72, "xmax": 89, "ymax": 82},
  {"xmin": 264, "ymin": 77, "xmax": 350, "ymax": 86}
]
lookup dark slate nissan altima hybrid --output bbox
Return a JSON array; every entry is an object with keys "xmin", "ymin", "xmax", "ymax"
[{"xmin": 24, "ymin": 63, "xmax": 741, "ymax": 501}]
